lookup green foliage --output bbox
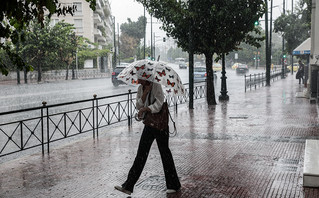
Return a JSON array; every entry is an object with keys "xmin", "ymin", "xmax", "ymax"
[
  {"xmin": 6, "ymin": 18, "xmax": 109, "ymax": 81},
  {"xmin": 274, "ymin": 1, "xmax": 311, "ymax": 54},
  {"xmin": 0, "ymin": 0, "xmax": 96, "ymax": 75},
  {"xmin": 137, "ymin": 0, "xmax": 265, "ymax": 105},
  {"xmin": 119, "ymin": 16, "xmax": 147, "ymax": 60},
  {"xmin": 120, "ymin": 16, "xmax": 146, "ymax": 40}
]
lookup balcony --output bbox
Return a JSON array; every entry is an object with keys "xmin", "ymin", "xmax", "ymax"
[
  {"xmin": 96, "ymin": 0, "xmax": 102, "ymax": 11},
  {"xmin": 94, "ymin": 14, "xmax": 102, "ymax": 25},
  {"xmin": 98, "ymin": 37, "xmax": 107, "ymax": 45},
  {"xmin": 94, "ymin": 28, "xmax": 103, "ymax": 38}
]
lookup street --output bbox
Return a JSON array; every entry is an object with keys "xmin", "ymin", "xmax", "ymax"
[{"xmin": 0, "ymin": 63, "xmax": 265, "ymax": 113}]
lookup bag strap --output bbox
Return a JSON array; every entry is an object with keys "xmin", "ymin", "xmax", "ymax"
[{"xmin": 168, "ymin": 109, "xmax": 177, "ymax": 137}]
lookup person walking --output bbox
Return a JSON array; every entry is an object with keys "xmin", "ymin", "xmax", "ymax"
[
  {"xmin": 297, "ymin": 60, "xmax": 305, "ymax": 84},
  {"xmin": 114, "ymin": 79, "xmax": 181, "ymax": 195}
]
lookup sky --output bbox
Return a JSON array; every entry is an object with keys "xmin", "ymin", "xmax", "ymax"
[
  {"xmin": 109, "ymin": 0, "xmax": 167, "ymax": 46},
  {"xmin": 109, "ymin": 0, "xmax": 298, "ymax": 46}
]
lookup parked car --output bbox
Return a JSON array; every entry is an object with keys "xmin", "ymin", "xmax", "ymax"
[
  {"xmin": 232, "ymin": 63, "xmax": 240, "ymax": 70},
  {"xmin": 112, "ymin": 64, "xmax": 128, "ymax": 87},
  {"xmin": 213, "ymin": 63, "xmax": 222, "ymax": 72},
  {"xmin": 194, "ymin": 66, "xmax": 207, "ymax": 82},
  {"xmin": 179, "ymin": 62, "xmax": 187, "ymax": 69},
  {"xmin": 193, "ymin": 67, "xmax": 218, "ymax": 83},
  {"xmin": 236, "ymin": 63, "xmax": 249, "ymax": 74}
]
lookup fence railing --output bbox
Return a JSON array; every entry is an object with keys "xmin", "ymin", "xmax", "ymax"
[
  {"xmin": 244, "ymin": 69, "xmax": 282, "ymax": 92},
  {"xmin": 0, "ymin": 83, "xmax": 207, "ymax": 158}
]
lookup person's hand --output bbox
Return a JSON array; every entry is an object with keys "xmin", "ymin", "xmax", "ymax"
[{"xmin": 138, "ymin": 107, "xmax": 150, "ymax": 119}]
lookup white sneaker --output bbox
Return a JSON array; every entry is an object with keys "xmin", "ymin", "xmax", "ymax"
[{"xmin": 166, "ymin": 189, "xmax": 178, "ymax": 194}]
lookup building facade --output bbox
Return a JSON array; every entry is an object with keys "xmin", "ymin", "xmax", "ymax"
[
  {"xmin": 309, "ymin": 0, "xmax": 319, "ymax": 102},
  {"xmin": 50, "ymin": 0, "xmax": 114, "ymax": 71}
]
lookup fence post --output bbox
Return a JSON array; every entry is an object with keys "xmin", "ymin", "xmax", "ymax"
[
  {"xmin": 92, "ymin": 94, "xmax": 97, "ymax": 139},
  {"xmin": 244, "ymin": 74, "xmax": 246, "ymax": 92},
  {"xmin": 95, "ymin": 95, "xmax": 99, "ymax": 138},
  {"xmin": 128, "ymin": 89, "xmax": 131, "ymax": 126},
  {"xmin": 130, "ymin": 90, "xmax": 133, "ymax": 125},
  {"xmin": 41, "ymin": 101, "xmax": 47, "ymax": 155},
  {"xmin": 20, "ymin": 121, "xmax": 23, "ymax": 151},
  {"xmin": 46, "ymin": 104, "xmax": 49, "ymax": 154},
  {"xmin": 254, "ymin": 74, "xmax": 257, "ymax": 89},
  {"xmin": 249, "ymin": 74, "xmax": 252, "ymax": 91}
]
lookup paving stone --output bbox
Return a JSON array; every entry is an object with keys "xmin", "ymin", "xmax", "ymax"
[{"xmin": 0, "ymin": 75, "xmax": 319, "ymax": 197}]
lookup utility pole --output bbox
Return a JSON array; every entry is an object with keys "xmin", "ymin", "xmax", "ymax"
[
  {"xmin": 281, "ymin": 0, "xmax": 286, "ymax": 79},
  {"xmin": 144, "ymin": 5, "xmax": 146, "ymax": 59},
  {"xmin": 265, "ymin": 0, "xmax": 270, "ymax": 86},
  {"xmin": 118, "ymin": 23, "xmax": 120, "ymax": 66},
  {"xmin": 270, "ymin": 0, "xmax": 273, "ymax": 71},
  {"xmin": 291, "ymin": 0, "xmax": 294, "ymax": 75},
  {"xmin": 150, "ymin": 15, "xmax": 153, "ymax": 60},
  {"xmin": 113, "ymin": 16, "xmax": 116, "ymax": 69}
]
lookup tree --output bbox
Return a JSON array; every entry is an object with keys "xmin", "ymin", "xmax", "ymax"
[
  {"xmin": 20, "ymin": 19, "xmax": 52, "ymax": 82},
  {"xmin": 120, "ymin": 33, "xmax": 140, "ymax": 60},
  {"xmin": 273, "ymin": 0, "xmax": 311, "ymax": 55},
  {"xmin": 0, "ymin": 0, "xmax": 96, "ymax": 75},
  {"xmin": 50, "ymin": 22, "xmax": 77, "ymax": 80},
  {"xmin": 119, "ymin": 16, "xmax": 146, "ymax": 60},
  {"xmin": 137, "ymin": 0, "xmax": 265, "ymax": 105}
]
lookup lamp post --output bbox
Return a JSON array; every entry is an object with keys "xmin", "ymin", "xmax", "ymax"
[
  {"xmin": 188, "ymin": 0, "xmax": 194, "ymax": 109},
  {"xmin": 219, "ymin": 54, "xmax": 229, "ymax": 100}
]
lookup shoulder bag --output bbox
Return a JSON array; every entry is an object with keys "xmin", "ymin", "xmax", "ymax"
[{"xmin": 143, "ymin": 91, "xmax": 176, "ymax": 135}]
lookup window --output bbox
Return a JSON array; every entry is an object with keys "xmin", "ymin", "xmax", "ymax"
[
  {"xmin": 74, "ymin": 19, "xmax": 83, "ymax": 32},
  {"xmin": 73, "ymin": 2, "xmax": 82, "ymax": 15}
]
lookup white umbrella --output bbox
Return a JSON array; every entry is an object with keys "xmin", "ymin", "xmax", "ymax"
[{"xmin": 117, "ymin": 59, "xmax": 185, "ymax": 96}]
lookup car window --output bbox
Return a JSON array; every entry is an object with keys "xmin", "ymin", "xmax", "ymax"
[
  {"xmin": 194, "ymin": 67, "xmax": 206, "ymax": 72},
  {"xmin": 238, "ymin": 64, "xmax": 247, "ymax": 68},
  {"xmin": 114, "ymin": 67, "xmax": 126, "ymax": 72}
]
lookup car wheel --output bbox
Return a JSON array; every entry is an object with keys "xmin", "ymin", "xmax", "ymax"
[{"xmin": 113, "ymin": 82, "xmax": 119, "ymax": 87}]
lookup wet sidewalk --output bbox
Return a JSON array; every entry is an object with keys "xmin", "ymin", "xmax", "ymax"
[{"xmin": 1, "ymin": 74, "xmax": 319, "ymax": 198}]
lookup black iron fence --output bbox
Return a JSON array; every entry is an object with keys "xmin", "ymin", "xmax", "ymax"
[
  {"xmin": 0, "ymin": 83, "xmax": 207, "ymax": 158},
  {"xmin": 244, "ymin": 69, "xmax": 282, "ymax": 92}
]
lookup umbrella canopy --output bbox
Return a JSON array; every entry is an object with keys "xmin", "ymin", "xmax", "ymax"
[
  {"xmin": 293, "ymin": 38, "xmax": 311, "ymax": 55},
  {"xmin": 117, "ymin": 60, "xmax": 185, "ymax": 96}
]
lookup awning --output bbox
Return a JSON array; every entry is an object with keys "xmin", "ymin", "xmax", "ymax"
[{"xmin": 293, "ymin": 38, "xmax": 311, "ymax": 55}]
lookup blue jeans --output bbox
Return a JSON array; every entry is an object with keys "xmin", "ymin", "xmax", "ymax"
[{"xmin": 122, "ymin": 125, "xmax": 181, "ymax": 192}]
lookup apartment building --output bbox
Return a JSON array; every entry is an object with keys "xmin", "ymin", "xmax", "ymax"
[{"xmin": 50, "ymin": 0, "xmax": 114, "ymax": 71}]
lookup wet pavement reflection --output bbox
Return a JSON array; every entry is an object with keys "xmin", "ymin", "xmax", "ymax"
[{"xmin": 1, "ymin": 70, "xmax": 318, "ymax": 197}]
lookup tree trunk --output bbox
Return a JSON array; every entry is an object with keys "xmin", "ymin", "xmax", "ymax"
[
  {"xmin": 204, "ymin": 53, "xmax": 217, "ymax": 105},
  {"xmin": 24, "ymin": 66, "xmax": 28, "ymax": 84},
  {"xmin": 65, "ymin": 64, "xmax": 69, "ymax": 80},
  {"xmin": 16, "ymin": 69, "xmax": 20, "ymax": 84},
  {"xmin": 37, "ymin": 63, "xmax": 42, "ymax": 82}
]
